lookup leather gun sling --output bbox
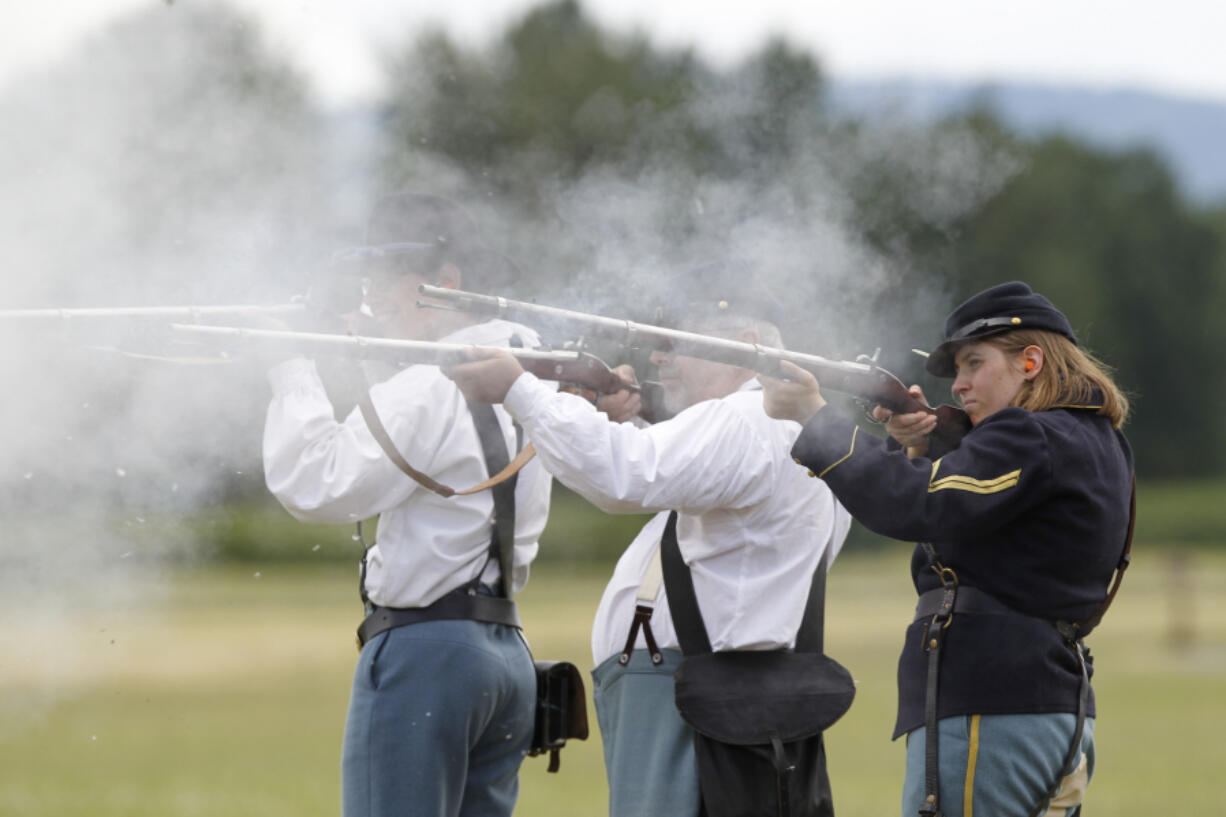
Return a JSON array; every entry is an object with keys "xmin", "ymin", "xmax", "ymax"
[{"xmin": 357, "ymin": 391, "xmax": 535, "ymax": 498}]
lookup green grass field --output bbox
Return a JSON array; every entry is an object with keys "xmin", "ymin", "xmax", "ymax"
[{"xmin": 1, "ymin": 545, "xmax": 1223, "ymax": 816}]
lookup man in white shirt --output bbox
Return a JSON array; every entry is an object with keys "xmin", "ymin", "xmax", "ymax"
[
  {"xmin": 262, "ymin": 193, "xmax": 553, "ymax": 817},
  {"xmin": 445, "ymin": 258, "xmax": 852, "ymax": 817}
]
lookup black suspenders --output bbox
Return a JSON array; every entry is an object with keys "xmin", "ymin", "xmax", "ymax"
[{"xmin": 355, "ymin": 401, "xmax": 523, "ymax": 648}]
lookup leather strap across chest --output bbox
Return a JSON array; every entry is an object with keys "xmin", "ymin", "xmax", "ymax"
[
  {"xmin": 354, "ymin": 398, "xmax": 523, "ymax": 647},
  {"xmin": 358, "ymin": 391, "xmax": 536, "ymax": 498}
]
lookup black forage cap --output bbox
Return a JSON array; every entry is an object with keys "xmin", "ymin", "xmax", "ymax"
[
  {"xmin": 926, "ymin": 281, "xmax": 1077, "ymax": 377},
  {"xmin": 332, "ymin": 192, "xmax": 520, "ymax": 290}
]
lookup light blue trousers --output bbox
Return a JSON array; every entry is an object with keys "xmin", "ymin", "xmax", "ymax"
[
  {"xmin": 341, "ymin": 619, "xmax": 536, "ymax": 817},
  {"xmin": 902, "ymin": 713, "xmax": 1096, "ymax": 817},
  {"xmin": 591, "ymin": 648, "xmax": 702, "ymax": 817}
]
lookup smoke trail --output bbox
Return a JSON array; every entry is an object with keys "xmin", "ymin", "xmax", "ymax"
[{"xmin": 0, "ymin": 4, "xmax": 353, "ymax": 725}]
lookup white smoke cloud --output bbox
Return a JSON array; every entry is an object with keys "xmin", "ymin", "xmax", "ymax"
[
  {"xmin": 0, "ymin": 3, "xmax": 348, "ymax": 624},
  {"xmin": 0, "ymin": 0, "xmax": 1021, "ymax": 735}
]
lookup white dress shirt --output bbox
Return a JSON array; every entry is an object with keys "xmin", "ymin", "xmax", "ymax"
[
  {"xmin": 502, "ymin": 374, "xmax": 852, "ymax": 665},
  {"xmin": 263, "ymin": 320, "xmax": 553, "ymax": 608}
]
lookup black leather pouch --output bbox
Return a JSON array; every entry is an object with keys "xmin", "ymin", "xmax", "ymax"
[
  {"xmin": 528, "ymin": 660, "xmax": 590, "ymax": 772},
  {"xmin": 674, "ymin": 650, "xmax": 856, "ymax": 817}
]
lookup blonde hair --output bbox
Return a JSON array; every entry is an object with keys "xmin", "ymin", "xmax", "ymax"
[{"xmin": 983, "ymin": 330, "xmax": 1129, "ymax": 428}]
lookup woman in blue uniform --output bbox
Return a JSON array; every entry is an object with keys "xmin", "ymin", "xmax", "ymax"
[{"xmin": 762, "ymin": 282, "xmax": 1134, "ymax": 817}]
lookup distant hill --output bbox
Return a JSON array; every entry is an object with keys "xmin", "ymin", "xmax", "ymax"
[{"xmin": 827, "ymin": 79, "xmax": 1226, "ymax": 205}]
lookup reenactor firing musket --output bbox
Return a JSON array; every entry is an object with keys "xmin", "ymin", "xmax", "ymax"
[{"xmin": 418, "ymin": 283, "xmax": 972, "ymax": 448}]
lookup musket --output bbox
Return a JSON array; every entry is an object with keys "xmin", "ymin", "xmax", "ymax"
[
  {"xmin": 170, "ymin": 323, "xmax": 636, "ymax": 499},
  {"xmin": 169, "ymin": 323, "xmax": 635, "ymax": 398},
  {"xmin": 0, "ymin": 304, "xmax": 305, "ymax": 321},
  {"xmin": 418, "ymin": 284, "xmax": 972, "ymax": 447}
]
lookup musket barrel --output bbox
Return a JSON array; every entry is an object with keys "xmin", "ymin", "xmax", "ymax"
[
  {"xmin": 418, "ymin": 283, "xmax": 858, "ymax": 375},
  {"xmin": 170, "ymin": 323, "xmax": 585, "ymax": 364},
  {"xmin": 419, "ymin": 284, "xmax": 660, "ymax": 348},
  {"xmin": 169, "ymin": 323, "xmax": 632, "ymax": 396},
  {"xmin": 0, "ymin": 304, "xmax": 305, "ymax": 320},
  {"xmin": 417, "ymin": 284, "xmax": 971, "ymax": 443}
]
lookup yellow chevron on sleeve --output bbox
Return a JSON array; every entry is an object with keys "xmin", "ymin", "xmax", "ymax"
[
  {"xmin": 818, "ymin": 426, "xmax": 858, "ymax": 478},
  {"xmin": 928, "ymin": 468, "xmax": 1021, "ymax": 494}
]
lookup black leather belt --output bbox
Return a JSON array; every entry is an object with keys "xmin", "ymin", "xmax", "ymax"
[
  {"xmin": 356, "ymin": 589, "xmax": 522, "ymax": 648},
  {"xmin": 913, "ymin": 585, "xmax": 1032, "ymax": 622}
]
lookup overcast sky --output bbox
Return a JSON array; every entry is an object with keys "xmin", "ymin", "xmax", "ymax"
[{"xmin": 6, "ymin": 0, "xmax": 1226, "ymax": 108}]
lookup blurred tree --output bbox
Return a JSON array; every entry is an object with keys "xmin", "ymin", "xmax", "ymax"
[
  {"xmin": 946, "ymin": 135, "xmax": 1222, "ymax": 476},
  {"xmin": 381, "ymin": 1, "xmax": 697, "ymax": 189},
  {"xmin": 376, "ymin": 3, "xmax": 854, "ymax": 307}
]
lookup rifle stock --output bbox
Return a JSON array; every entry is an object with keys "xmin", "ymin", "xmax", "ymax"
[
  {"xmin": 418, "ymin": 284, "xmax": 972, "ymax": 447},
  {"xmin": 169, "ymin": 323, "xmax": 634, "ymax": 398}
]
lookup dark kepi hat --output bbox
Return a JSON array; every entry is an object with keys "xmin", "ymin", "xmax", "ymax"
[
  {"xmin": 657, "ymin": 256, "xmax": 784, "ymax": 328},
  {"xmin": 333, "ymin": 192, "xmax": 520, "ymax": 290},
  {"xmin": 926, "ymin": 281, "xmax": 1077, "ymax": 377}
]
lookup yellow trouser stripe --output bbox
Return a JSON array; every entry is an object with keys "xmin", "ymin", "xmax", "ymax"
[
  {"xmin": 964, "ymin": 714, "xmax": 981, "ymax": 817},
  {"xmin": 929, "ymin": 469, "xmax": 1021, "ymax": 494},
  {"xmin": 818, "ymin": 426, "xmax": 858, "ymax": 479}
]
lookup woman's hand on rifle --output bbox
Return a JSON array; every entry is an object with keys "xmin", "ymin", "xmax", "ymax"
[{"xmin": 871, "ymin": 384, "xmax": 936, "ymax": 457}]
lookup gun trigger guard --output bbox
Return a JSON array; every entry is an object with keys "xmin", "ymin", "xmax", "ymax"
[{"xmin": 854, "ymin": 398, "xmax": 884, "ymax": 425}]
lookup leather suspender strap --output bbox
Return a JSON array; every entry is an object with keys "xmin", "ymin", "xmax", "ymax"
[
  {"xmin": 795, "ymin": 541, "xmax": 830, "ymax": 654},
  {"xmin": 618, "ymin": 548, "xmax": 666, "ymax": 666},
  {"xmin": 918, "ymin": 542, "xmax": 956, "ymax": 817},
  {"xmin": 1066, "ymin": 477, "xmax": 1136, "ymax": 639},
  {"xmin": 659, "ymin": 511, "xmax": 714, "ymax": 655},
  {"xmin": 354, "ymin": 400, "xmax": 522, "ymax": 647},
  {"xmin": 1031, "ymin": 477, "xmax": 1135, "ymax": 817},
  {"xmin": 658, "ymin": 510, "xmax": 832, "ymax": 657},
  {"xmin": 467, "ymin": 400, "xmax": 519, "ymax": 598}
]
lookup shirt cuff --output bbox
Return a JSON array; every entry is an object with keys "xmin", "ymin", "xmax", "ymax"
[
  {"xmin": 503, "ymin": 372, "xmax": 552, "ymax": 422},
  {"xmin": 791, "ymin": 408, "xmax": 863, "ymax": 479},
  {"xmin": 267, "ymin": 357, "xmax": 320, "ymax": 395}
]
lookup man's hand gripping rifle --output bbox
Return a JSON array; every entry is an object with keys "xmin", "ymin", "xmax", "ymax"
[{"xmin": 418, "ymin": 284, "xmax": 972, "ymax": 449}]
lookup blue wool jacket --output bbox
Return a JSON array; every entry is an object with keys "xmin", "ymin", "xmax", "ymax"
[{"xmin": 791, "ymin": 401, "xmax": 1133, "ymax": 738}]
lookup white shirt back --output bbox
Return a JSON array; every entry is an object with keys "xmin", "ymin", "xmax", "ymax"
[
  {"xmin": 502, "ymin": 374, "xmax": 851, "ymax": 665},
  {"xmin": 263, "ymin": 320, "xmax": 552, "ymax": 608}
]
